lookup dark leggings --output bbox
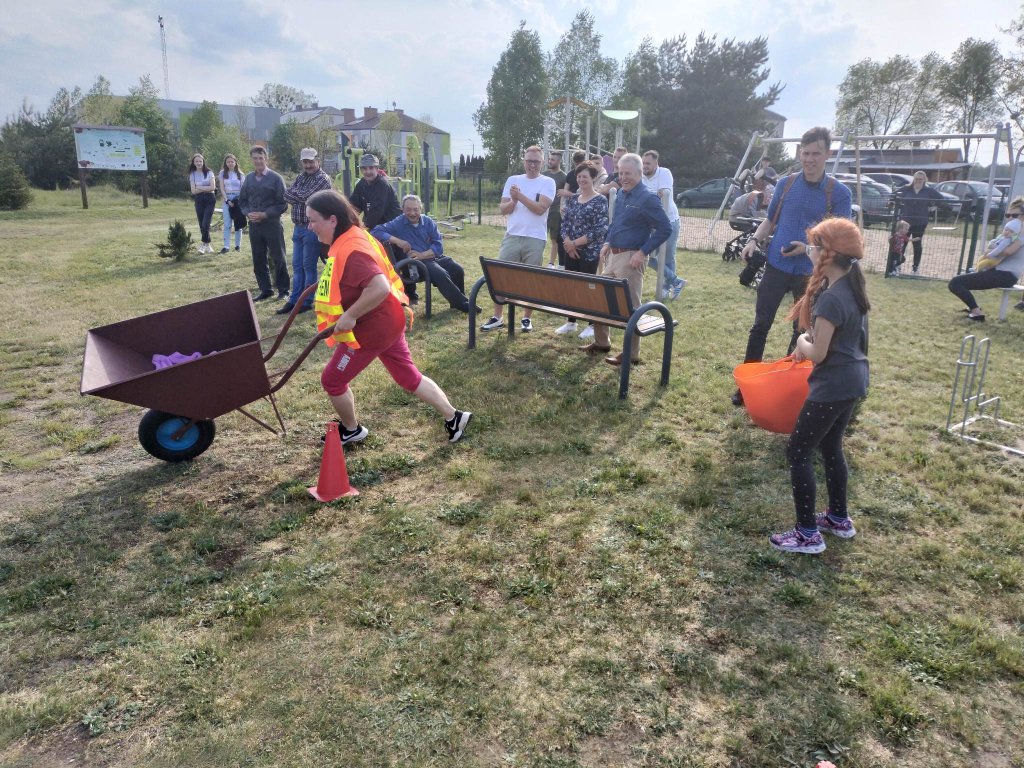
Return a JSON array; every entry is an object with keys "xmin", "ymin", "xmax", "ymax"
[
  {"xmin": 193, "ymin": 192, "xmax": 216, "ymax": 244},
  {"xmin": 948, "ymin": 268, "xmax": 1018, "ymax": 311},
  {"xmin": 787, "ymin": 398, "xmax": 858, "ymax": 530},
  {"xmin": 908, "ymin": 223, "xmax": 926, "ymax": 269}
]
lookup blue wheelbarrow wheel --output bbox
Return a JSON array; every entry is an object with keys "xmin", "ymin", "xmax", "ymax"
[{"xmin": 138, "ymin": 410, "xmax": 216, "ymax": 462}]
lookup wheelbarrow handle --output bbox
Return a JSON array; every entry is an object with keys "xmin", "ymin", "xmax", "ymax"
[
  {"xmin": 268, "ymin": 326, "xmax": 334, "ymax": 395},
  {"xmin": 263, "ymin": 284, "xmax": 318, "ymax": 363}
]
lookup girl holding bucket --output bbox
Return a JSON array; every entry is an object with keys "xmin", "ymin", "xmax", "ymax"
[{"xmin": 770, "ymin": 217, "xmax": 870, "ymax": 555}]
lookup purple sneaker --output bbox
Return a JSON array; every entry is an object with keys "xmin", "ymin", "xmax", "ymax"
[
  {"xmin": 769, "ymin": 528, "xmax": 826, "ymax": 554},
  {"xmin": 815, "ymin": 512, "xmax": 856, "ymax": 539}
]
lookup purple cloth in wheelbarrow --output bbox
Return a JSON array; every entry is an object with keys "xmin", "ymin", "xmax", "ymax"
[{"xmin": 152, "ymin": 351, "xmax": 204, "ymax": 369}]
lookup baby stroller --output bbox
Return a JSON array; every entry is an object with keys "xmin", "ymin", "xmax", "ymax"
[{"xmin": 723, "ymin": 215, "xmax": 763, "ymax": 262}]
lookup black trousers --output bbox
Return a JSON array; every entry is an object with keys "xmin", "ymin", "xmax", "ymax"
[
  {"xmin": 420, "ymin": 256, "xmax": 470, "ymax": 311},
  {"xmin": 948, "ymin": 268, "xmax": 1018, "ymax": 310},
  {"xmin": 248, "ymin": 219, "xmax": 290, "ymax": 294},
  {"xmin": 743, "ymin": 264, "xmax": 809, "ymax": 363},
  {"xmin": 908, "ymin": 223, "xmax": 927, "ymax": 269},
  {"xmin": 193, "ymin": 193, "xmax": 216, "ymax": 244},
  {"xmin": 787, "ymin": 399, "xmax": 858, "ymax": 529}
]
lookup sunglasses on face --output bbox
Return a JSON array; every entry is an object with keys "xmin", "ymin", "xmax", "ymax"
[{"xmin": 1008, "ymin": 213, "xmax": 1022, "ymax": 218}]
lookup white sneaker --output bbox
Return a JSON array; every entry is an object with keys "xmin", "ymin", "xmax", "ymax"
[
  {"xmin": 554, "ymin": 321, "xmax": 578, "ymax": 335},
  {"xmin": 546, "ymin": 262, "xmax": 558, "ymax": 269},
  {"xmin": 579, "ymin": 325, "xmax": 595, "ymax": 340},
  {"xmin": 481, "ymin": 316, "xmax": 504, "ymax": 331},
  {"xmin": 521, "ymin": 317, "xmax": 533, "ymax": 332}
]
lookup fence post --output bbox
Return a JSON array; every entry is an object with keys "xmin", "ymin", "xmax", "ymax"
[{"xmin": 477, "ymin": 174, "xmax": 483, "ymax": 225}]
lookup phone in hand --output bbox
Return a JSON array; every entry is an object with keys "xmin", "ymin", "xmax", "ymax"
[{"xmin": 781, "ymin": 244, "xmax": 800, "ymax": 256}]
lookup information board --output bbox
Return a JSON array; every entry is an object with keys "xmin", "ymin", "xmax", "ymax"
[{"xmin": 73, "ymin": 125, "xmax": 148, "ymax": 171}]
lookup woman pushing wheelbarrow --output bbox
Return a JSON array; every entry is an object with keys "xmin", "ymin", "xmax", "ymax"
[{"xmin": 306, "ymin": 190, "xmax": 472, "ymax": 446}]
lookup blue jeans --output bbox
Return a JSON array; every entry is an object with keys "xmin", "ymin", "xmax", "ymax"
[
  {"xmin": 290, "ymin": 224, "xmax": 321, "ymax": 308},
  {"xmin": 223, "ymin": 197, "xmax": 242, "ymax": 249},
  {"xmin": 648, "ymin": 218, "xmax": 681, "ymax": 286}
]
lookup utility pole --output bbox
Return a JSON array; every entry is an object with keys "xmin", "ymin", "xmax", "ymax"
[{"xmin": 157, "ymin": 16, "xmax": 170, "ymax": 99}]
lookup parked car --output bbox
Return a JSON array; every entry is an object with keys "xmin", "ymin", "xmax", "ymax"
[
  {"xmin": 836, "ymin": 178, "xmax": 893, "ymax": 226},
  {"xmin": 934, "ymin": 180, "xmax": 1006, "ymax": 219},
  {"xmin": 865, "ymin": 172, "xmax": 914, "ymax": 190},
  {"xmin": 675, "ymin": 178, "xmax": 737, "ymax": 208}
]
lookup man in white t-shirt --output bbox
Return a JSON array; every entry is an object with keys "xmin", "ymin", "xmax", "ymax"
[
  {"xmin": 641, "ymin": 150, "xmax": 686, "ymax": 299},
  {"xmin": 480, "ymin": 145, "xmax": 556, "ymax": 332}
]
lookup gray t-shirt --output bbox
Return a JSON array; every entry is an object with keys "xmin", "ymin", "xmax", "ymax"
[
  {"xmin": 995, "ymin": 242, "xmax": 1024, "ymax": 280},
  {"xmin": 808, "ymin": 276, "xmax": 869, "ymax": 402}
]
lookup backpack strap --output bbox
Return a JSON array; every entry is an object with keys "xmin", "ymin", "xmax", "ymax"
[
  {"xmin": 769, "ymin": 173, "xmax": 800, "ymax": 229},
  {"xmin": 824, "ymin": 176, "xmax": 835, "ymax": 217}
]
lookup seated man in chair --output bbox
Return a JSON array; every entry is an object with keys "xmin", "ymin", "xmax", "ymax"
[{"xmin": 371, "ymin": 194, "xmax": 474, "ymax": 314}]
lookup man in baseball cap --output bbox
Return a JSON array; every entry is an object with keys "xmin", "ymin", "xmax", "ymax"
[
  {"xmin": 280, "ymin": 147, "xmax": 333, "ymax": 314},
  {"xmin": 349, "ymin": 153, "xmax": 419, "ymax": 303}
]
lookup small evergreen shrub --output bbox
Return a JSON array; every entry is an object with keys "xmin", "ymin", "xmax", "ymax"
[
  {"xmin": 156, "ymin": 220, "xmax": 193, "ymax": 261},
  {"xmin": 0, "ymin": 153, "xmax": 32, "ymax": 210}
]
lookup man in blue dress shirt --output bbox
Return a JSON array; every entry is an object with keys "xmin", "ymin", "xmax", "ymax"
[
  {"xmin": 371, "ymin": 194, "xmax": 473, "ymax": 313},
  {"xmin": 582, "ymin": 152, "xmax": 671, "ymax": 367},
  {"xmin": 734, "ymin": 127, "xmax": 852, "ymax": 406}
]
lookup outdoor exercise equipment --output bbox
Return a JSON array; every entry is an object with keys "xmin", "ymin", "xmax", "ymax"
[
  {"xmin": 733, "ymin": 356, "xmax": 813, "ymax": 434},
  {"xmin": 945, "ymin": 334, "xmax": 1022, "ymax": 457},
  {"xmin": 542, "ymin": 96, "xmax": 642, "ymax": 170},
  {"xmin": 80, "ymin": 286, "xmax": 330, "ymax": 462}
]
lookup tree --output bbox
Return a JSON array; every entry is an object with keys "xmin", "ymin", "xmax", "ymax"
[
  {"xmin": 2, "ymin": 87, "xmax": 82, "ymax": 190},
  {"xmin": 835, "ymin": 54, "xmax": 942, "ymax": 148},
  {"xmin": 181, "ymin": 100, "xmax": 224, "ymax": 150},
  {"xmin": 999, "ymin": 11, "xmax": 1024, "ymax": 138},
  {"xmin": 620, "ymin": 33, "xmax": 782, "ymax": 185},
  {"xmin": 938, "ymin": 39, "xmax": 1002, "ymax": 158},
  {"xmin": 270, "ymin": 120, "xmax": 317, "ymax": 172},
  {"xmin": 545, "ymin": 10, "xmax": 620, "ymax": 150},
  {"xmin": 203, "ymin": 125, "xmax": 250, "ymax": 175},
  {"xmin": 474, "ymin": 22, "xmax": 548, "ymax": 172},
  {"xmin": 118, "ymin": 75, "xmax": 186, "ymax": 196},
  {"xmin": 79, "ymin": 76, "xmax": 121, "ymax": 126},
  {"xmin": 253, "ymin": 83, "xmax": 317, "ymax": 113},
  {"xmin": 377, "ymin": 111, "xmax": 403, "ymax": 170}
]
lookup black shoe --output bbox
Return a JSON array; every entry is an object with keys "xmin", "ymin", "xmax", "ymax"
[
  {"xmin": 277, "ymin": 291, "xmax": 288, "ymax": 300},
  {"xmin": 234, "ymin": 246, "xmax": 241, "ymax": 252},
  {"xmin": 731, "ymin": 388, "xmax": 744, "ymax": 406},
  {"xmin": 218, "ymin": 247, "xmax": 229, "ymax": 255},
  {"xmin": 1015, "ymin": 300, "xmax": 1024, "ymax": 311},
  {"xmin": 253, "ymin": 290, "xmax": 274, "ymax": 302},
  {"xmin": 445, "ymin": 410, "xmax": 472, "ymax": 443},
  {"xmin": 275, "ymin": 302, "xmax": 296, "ymax": 315},
  {"xmin": 409, "ymin": 296, "xmax": 419, "ymax": 306}
]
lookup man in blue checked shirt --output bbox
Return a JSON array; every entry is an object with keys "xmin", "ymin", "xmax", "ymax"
[
  {"xmin": 371, "ymin": 194, "xmax": 474, "ymax": 313},
  {"xmin": 582, "ymin": 152, "xmax": 671, "ymax": 367},
  {"xmin": 733, "ymin": 126, "xmax": 852, "ymax": 406},
  {"xmin": 279, "ymin": 147, "xmax": 333, "ymax": 314}
]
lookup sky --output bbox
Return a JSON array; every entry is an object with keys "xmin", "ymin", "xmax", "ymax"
[{"xmin": 1, "ymin": 0, "xmax": 1018, "ymax": 164}]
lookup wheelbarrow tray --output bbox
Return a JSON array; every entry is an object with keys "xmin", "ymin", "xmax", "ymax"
[{"xmin": 81, "ymin": 290, "xmax": 271, "ymax": 421}]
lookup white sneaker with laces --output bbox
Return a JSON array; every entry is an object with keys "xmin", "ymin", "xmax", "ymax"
[
  {"xmin": 521, "ymin": 317, "xmax": 533, "ymax": 332},
  {"xmin": 554, "ymin": 321, "xmax": 578, "ymax": 335},
  {"xmin": 481, "ymin": 316, "xmax": 504, "ymax": 331},
  {"xmin": 579, "ymin": 325, "xmax": 595, "ymax": 339}
]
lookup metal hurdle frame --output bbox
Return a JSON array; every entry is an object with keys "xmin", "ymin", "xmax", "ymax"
[{"xmin": 945, "ymin": 334, "xmax": 1022, "ymax": 457}]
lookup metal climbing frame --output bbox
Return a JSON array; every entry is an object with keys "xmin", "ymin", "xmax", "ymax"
[{"xmin": 945, "ymin": 334, "xmax": 1022, "ymax": 457}]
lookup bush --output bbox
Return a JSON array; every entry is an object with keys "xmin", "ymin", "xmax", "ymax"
[
  {"xmin": 156, "ymin": 220, "xmax": 193, "ymax": 261},
  {"xmin": 0, "ymin": 152, "xmax": 32, "ymax": 210}
]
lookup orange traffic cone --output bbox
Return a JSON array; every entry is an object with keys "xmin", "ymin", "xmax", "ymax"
[{"xmin": 308, "ymin": 421, "xmax": 359, "ymax": 501}]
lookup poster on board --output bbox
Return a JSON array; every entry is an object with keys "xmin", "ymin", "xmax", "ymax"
[{"xmin": 73, "ymin": 125, "xmax": 148, "ymax": 171}]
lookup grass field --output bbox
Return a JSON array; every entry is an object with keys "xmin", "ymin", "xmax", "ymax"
[{"xmin": 1, "ymin": 188, "xmax": 1022, "ymax": 767}]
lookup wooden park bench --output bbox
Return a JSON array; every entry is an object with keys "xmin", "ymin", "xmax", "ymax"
[{"xmin": 467, "ymin": 258, "xmax": 677, "ymax": 399}]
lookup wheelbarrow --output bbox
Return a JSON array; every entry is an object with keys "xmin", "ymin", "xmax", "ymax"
[{"xmin": 80, "ymin": 285, "xmax": 330, "ymax": 462}]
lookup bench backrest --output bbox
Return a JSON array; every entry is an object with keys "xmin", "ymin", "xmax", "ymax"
[{"xmin": 479, "ymin": 258, "xmax": 635, "ymax": 322}]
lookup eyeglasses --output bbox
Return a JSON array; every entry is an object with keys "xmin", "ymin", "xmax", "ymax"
[
  {"xmin": 806, "ymin": 244, "xmax": 822, "ymax": 259},
  {"xmin": 1008, "ymin": 213, "xmax": 1022, "ymax": 218},
  {"xmin": 524, "ymin": 159, "xmax": 542, "ymax": 164}
]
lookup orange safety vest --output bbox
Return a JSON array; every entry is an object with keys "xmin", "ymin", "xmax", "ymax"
[{"xmin": 314, "ymin": 226, "xmax": 411, "ymax": 349}]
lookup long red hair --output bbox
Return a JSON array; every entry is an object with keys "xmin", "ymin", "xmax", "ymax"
[{"xmin": 788, "ymin": 217, "xmax": 869, "ymax": 331}]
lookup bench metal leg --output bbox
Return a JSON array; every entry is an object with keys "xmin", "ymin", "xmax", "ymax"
[
  {"xmin": 999, "ymin": 289, "xmax": 1013, "ymax": 321},
  {"xmin": 620, "ymin": 302, "xmax": 675, "ymax": 399},
  {"xmin": 467, "ymin": 276, "xmax": 487, "ymax": 349},
  {"xmin": 507, "ymin": 304, "xmax": 516, "ymax": 338}
]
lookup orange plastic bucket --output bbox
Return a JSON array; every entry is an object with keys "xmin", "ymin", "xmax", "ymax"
[{"xmin": 733, "ymin": 357, "xmax": 813, "ymax": 434}]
